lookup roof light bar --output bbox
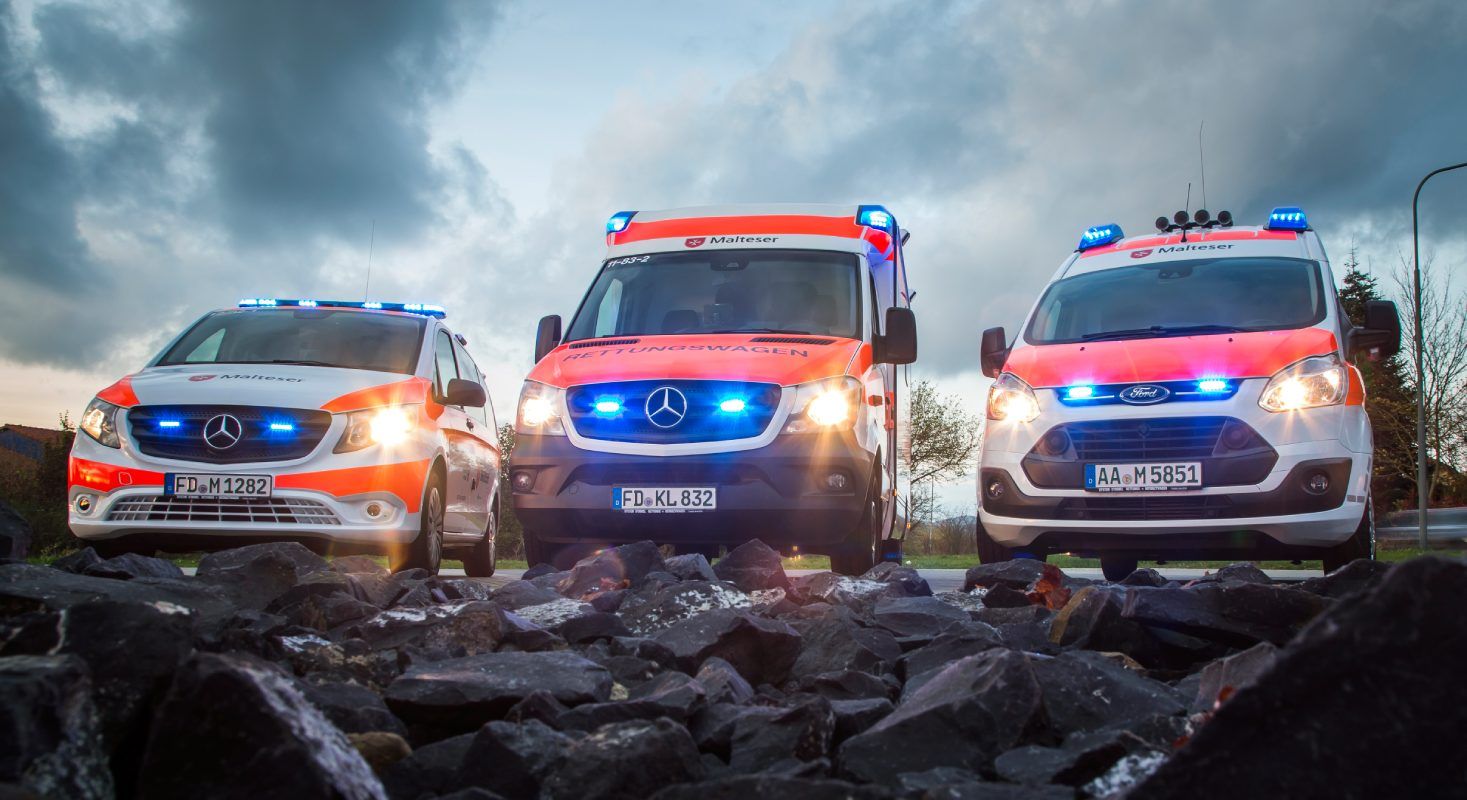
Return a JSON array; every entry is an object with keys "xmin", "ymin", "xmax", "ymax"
[
  {"xmin": 606, "ymin": 211, "xmax": 637, "ymax": 233},
  {"xmin": 857, "ymin": 205, "xmax": 894, "ymax": 232},
  {"xmin": 236, "ymin": 299, "xmax": 446, "ymax": 318},
  {"xmin": 1077, "ymin": 223, "xmax": 1124, "ymax": 251},
  {"xmin": 1265, "ymin": 207, "xmax": 1309, "ymax": 231}
]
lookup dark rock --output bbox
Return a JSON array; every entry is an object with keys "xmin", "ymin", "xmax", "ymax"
[
  {"xmin": 690, "ymin": 703, "xmax": 782, "ymax": 758},
  {"xmin": 978, "ymin": 585, "xmax": 1032, "ymax": 608},
  {"xmin": 839, "ymin": 649, "xmax": 1046, "ymax": 782},
  {"xmin": 541, "ymin": 719, "xmax": 704, "ymax": 800},
  {"xmin": 801, "ymin": 669, "xmax": 894, "ymax": 701},
  {"xmin": 975, "ymin": 605, "xmax": 1052, "ymax": 627},
  {"xmin": 440, "ymin": 578, "xmax": 496, "ymax": 602},
  {"xmin": 1029, "ymin": 651, "xmax": 1185, "ymax": 737},
  {"xmin": 489, "ymin": 580, "xmax": 564, "ymax": 610},
  {"xmin": 380, "ymin": 732, "xmax": 474, "ymax": 799},
  {"xmin": 509, "ymin": 598, "xmax": 597, "ymax": 632},
  {"xmin": 994, "ymin": 620, "xmax": 1060, "ymax": 655},
  {"xmin": 139, "ymin": 652, "xmax": 383, "ymax": 799},
  {"xmin": 961, "ymin": 559, "xmax": 1048, "ymax": 592},
  {"xmin": 347, "ymin": 731, "xmax": 411, "ymax": 774},
  {"xmin": 588, "ymin": 588, "xmax": 628, "ymax": 612},
  {"xmin": 1189, "ymin": 641, "xmax": 1277, "ymax": 712},
  {"xmin": 621, "ymin": 580, "xmax": 752, "ymax": 635},
  {"xmin": 0, "ymin": 563, "xmax": 237, "ymax": 625},
  {"xmin": 695, "ymin": 656, "xmax": 755, "ymax": 704},
  {"xmin": 522, "ymin": 563, "xmax": 558, "ymax": 580},
  {"xmin": 665, "ymin": 553, "xmax": 720, "ymax": 582},
  {"xmin": 0, "ymin": 502, "xmax": 30, "ymax": 560},
  {"xmin": 1132, "ymin": 557, "xmax": 1467, "ymax": 799},
  {"xmin": 556, "ymin": 541, "xmax": 667, "ymax": 599},
  {"xmin": 893, "ymin": 766, "xmax": 985, "ymax": 792},
  {"xmin": 926, "ymin": 783, "xmax": 1075, "ymax": 799},
  {"xmin": 994, "ymin": 730, "xmax": 1149, "ymax": 787},
  {"xmin": 0, "ymin": 655, "xmax": 112, "ymax": 800},
  {"xmin": 791, "ymin": 608, "xmax": 901, "ymax": 679},
  {"xmin": 385, "ymin": 651, "xmax": 612, "ymax": 732},
  {"xmin": 896, "ymin": 626, "xmax": 1004, "ymax": 682},
  {"xmin": 435, "ymin": 790, "xmax": 505, "ymax": 800},
  {"xmin": 1213, "ymin": 562, "xmax": 1270, "ymax": 584},
  {"xmin": 457, "ymin": 719, "xmax": 573, "ymax": 798},
  {"xmin": 50, "ymin": 547, "xmax": 102, "ymax": 574},
  {"xmin": 558, "ymin": 700, "xmax": 668, "ymax": 732},
  {"xmin": 330, "ymin": 554, "xmax": 387, "ymax": 574},
  {"xmin": 1296, "ymin": 557, "xmax": 1391, "ymax": 599},
  {"xmin": 1049, "ymin": 586, "xmax": 1173, "ymax": 667},
  {"xmin": 304, "ymin": 680, "xmax": 407, "ymax": 736},
  {"xmin": 653, "ymin": 608, "xmax": 801, "ymax": 685},
  {"xmin": 352, "ymin": 601, "xmax": 512, "ymax": 656},
  {"xmin": 608, "ymin": 636, "xmax": 678, "ymax": 667},
  {"xmin": 347, "ymin": 572, "xmax": 405, "ymax": 608},
  {"xmin": 1120, "ymin": 580, "xmax": 1329, "ymax": 646},
  {"xmin": 861, "ymin": 562, "xmax": 933, "ymax": 597},
  {"xmin": 82, "ymin": 552, "xmax": 184, "ymax": 580},
  {"xmin": 728, "ymin": 695, "xmax": 835, "ymax": 772},
  {"xmin": 830, "ymin": 697, "xmax": 893, "ymax": 743},
  {"xmin": 198, "ymin": 541, "xmax": 328, "ymax": 580},
  {"xmin": 629, "ymin": 670, "xmax": 707, "ymax": 716},
  {"xmin": 651, "ymin": 775, "xmax": 892, "ymax": 800},
  {"xmin": 503, "ymin": 690, "xmax": 572, "ymax": 728},
  {"xmin": 712, "ymin": 539, "xmax": 790, "ymax": 592},
  {"xmin": 872, "ymin": 595, "xmax": 970, "ymax": 646},
  {"xmin": 794, "ymin": 572, "xmax": 901, "ymax": 609},
  {"xmin": 1119, "ymin": 567, "xmax": 1168, "ymax": 587},
  {"xmin": 560, "ymin": 611, "xmax": 632, "ymax": 644}
]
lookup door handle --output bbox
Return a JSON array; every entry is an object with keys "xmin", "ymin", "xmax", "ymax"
[{"xmin": 466, "ymin": 419, "xmax": 475, "ymax": 430}]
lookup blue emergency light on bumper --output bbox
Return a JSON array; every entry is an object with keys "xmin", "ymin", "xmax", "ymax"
[
  {"xmin": 238, "ymin": 299, "xmax": 446, "ymax": 318},
  {"xmin": 1056, "ymin": 378, "xmax": 1239, "ymax": 406},
  {"xmin": 1265, "ymin": 207, "xmax": 1309, "ymax": 231},
  {"xmin": 1076, "ymin": 224, "xmax": 1124, "ymax": 251}
]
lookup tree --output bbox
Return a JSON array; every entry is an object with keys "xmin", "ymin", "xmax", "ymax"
[
  {"xmin": 495, "ymin": 423, "xmax": 525, "ymax": 559},
  {"xmin": 1391, "ymin": 256, "xmax": 1467, "ymax": 507},
  {"xmin": 900, "ymin": 380, "xmax": 982, "ymax": 528}
]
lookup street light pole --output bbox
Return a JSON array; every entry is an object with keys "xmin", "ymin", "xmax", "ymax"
[{"xmin": 1411, "ymin": 161, "xmax": 1467, "ymax": 551}]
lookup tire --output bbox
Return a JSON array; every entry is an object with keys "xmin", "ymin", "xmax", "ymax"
[
  {"xmin": 830, "ymin": 476, "xmax": 882, "ymax": 576},
  {"xmin": 975, "ymin": 517, "xmax": 1013, "ymax": 565},
  {"xmin": 1322, "ymin": 501, "xmax": 1374, "ymax": 574},
  {"xmin": 462, "ymin": 505, "xmax": 498, "ymax": 578},
  {"xmin": 1100, "ymin": 556, "xmax": 1139, "ymax": 582},
  {"xmin": 393, "ymin": 473, "xmax": 444, "ymax": 574}
]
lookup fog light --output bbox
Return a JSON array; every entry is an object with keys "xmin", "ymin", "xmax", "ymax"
[
  {"xmin": 985, "ymin": 479, "xmax": 1005, "ymax": 500},
  {"xmin": 1221, "ymin": 423, "xmax": 1253, "ymax": 450},
  {"xmin": 1303, "ymin": 471, "xmax": 1330, "ymax": 495},
  {"xmin": 75, "ymin": 495, "xmax": 94, "ymax": 514},
  {"xmin": 365, "ymin": 502, "xmax": 383, "ymax": 518},
  {"xmin": 825, "ymin": 472, "xmax": 849, "ymax": 491},
  {"xmin": 1041, "ymin": 429, "xmax": 1070, "ymax": 455},
  {"xmin": 512, "ymin": 470, "xmax": 535, "ymax": 493}
]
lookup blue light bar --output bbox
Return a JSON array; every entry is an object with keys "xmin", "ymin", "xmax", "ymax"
[
  {"xmin": 237, "ymin": 299, "xmax": 446, "ymax": 318},
  {"xmin": 1196, "ymin": 379, "xmax": 1230, "ymax": 394},
  {"xmin": 1077, "ymin": 224, "xmax": 1124, "ymax": 251},
  {"xmin": 719, "ymin": 397, "xmax": 747, "ymax": 413},
  {"xmin": 268, "ymin": 422, "xmax": 296, "ymax": 432},
  {"xmin": 607, "ymin": 211, "xmax": 637, "ymax": 233},
  {"xmin": 1065, "ymin": 385, "xmax": 1096, "ymax": 400},
  {"xmin": 857, "ymin": 205, "xmax": 894, "ymax": 232},
  {"xmin": 1265, "ymin": 207, "xmax": 1308, "ymax": 231}
]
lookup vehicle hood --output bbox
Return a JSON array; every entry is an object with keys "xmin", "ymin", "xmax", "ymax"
[
  {"xmin": 99, "ymin": 364, "xmax": 428, "ymax": 412},
  {"xmin": 1003, "ymin": 327, "xmax": 1339, "ymax": 388},
  {"xmin": 527, "ymin": 335, "xmax": 864, "ymax": 388}
]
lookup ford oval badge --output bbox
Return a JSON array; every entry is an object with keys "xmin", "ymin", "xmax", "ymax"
[{"xmin": 1119, "ymin": 384, "xmax": 1170, "ymax": 405}]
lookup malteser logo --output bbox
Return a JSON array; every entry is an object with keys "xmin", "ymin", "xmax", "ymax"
[
  {"xmin": 189, "ymin": 374, "xmax": 216, "ymax": 382},
  {"xmin": 1130, "ymin": 249, "xmax": 1153, "ymax": 259},
  {"xmin": 685, "ymin": 237, "xmax": 705, "ymax": 248}
]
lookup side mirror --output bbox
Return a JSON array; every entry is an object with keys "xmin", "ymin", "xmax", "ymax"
[
  {"xmin": 980, "ymin": 327, "xmax": 1009, "ymax": 378},
  {"xmin": 534, "ymin": 315, "xmax": 563, "ymax": 363},
  {"xmin": 875, "ymin": 307, "xmax": 918, "ymax": 365},
  {"xmin": 444, "ymin": 378, "xmax": 487, "ymax": 408},
  {"xmin": 1349, "ymin": 300, "xmax": 1401, "ymax": 361}
]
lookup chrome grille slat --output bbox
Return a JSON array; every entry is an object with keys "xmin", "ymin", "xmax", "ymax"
[{"xmin": 107, "ymin": 495, "xmax": 341, "ymax": 525}]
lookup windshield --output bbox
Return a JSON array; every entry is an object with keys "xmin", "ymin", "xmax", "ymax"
[
  {"xmin": 157, "ymin": 308, "xmax": 425, "ymax": 373},
  {"xmin": 1025, "ymin": 257, "xmax": 1327, "ymax": 344},
  {"xmin": 564, "ymin": 249, "xmax": 862, "ymax": 341}
]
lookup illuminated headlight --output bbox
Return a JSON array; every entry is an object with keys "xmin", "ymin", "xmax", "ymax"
[
  {"xmin": 986, "ymin": 373, "xmax": 1040, "ymax": 423},
  {"xmin": 1259, "ymin": 354, "xmax": 1347, "ymax": 412},
  {"xmin": 516, "ymin": 381, "xmax": 566, "ymax": 435},
  {"xmin": 784, "ymin": 376, "xmax": 861, "ymax": 433},
  {"xmin": 80, "ymin": 397, "xmax": 122, "ymax": 448},
  {"xmin": 336, "ymin": 406, "xmax": 419, "ymax": 453}
]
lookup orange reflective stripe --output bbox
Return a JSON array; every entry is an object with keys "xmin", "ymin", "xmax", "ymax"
[
  {"xmin": 611, "ymin": 215, "xmax": 867, "ymax": 245},
  {"xmin": 96, "ymin": 375, "xmax": 140, "ymax": 407},
  {"xmin": 68, "ymin": 457, "xmax": 164, "ymax": 492},
  {"xmin": 1346, "ymin": 365, "xmax": 1366, "ymax": 405},
  {"xmin": 275, "ymin": 460, "xmax": 431, "ymax": 512},
  {"xmin": 1080, "ymin": 229, "xmax": 1299, "ymax": 257},
  {"xmin": 321, "ymin": 377, "xmax": 431, "ymax": 413}
]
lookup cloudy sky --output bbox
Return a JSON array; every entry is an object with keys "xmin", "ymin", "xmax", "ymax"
[{"xmin": 3, "ymin": 0, "xmax": 1465, "ymax": 504}]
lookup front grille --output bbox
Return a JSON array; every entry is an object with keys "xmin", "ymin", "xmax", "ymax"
[
  {"xmin": 1053, "ymin": 495, "xmax": 1236, "ymax": 521},
  {"xmin": 1065, "ymin": 417, "xmax": 1231, "ymax": 461},
  {"xmin": 566, "ymin": 380, "xmax": 782, "ymax": 444},
  {"xmin": 567, "ymin": 463, "xmax": 763, "ymax": 486},
  {"xmin": 128, "ymin": 406, "xmax": 332, "ymax": 464},
  {"xmin": 107, "ymin": 496, "xmax": 341, "ymax": 525}
]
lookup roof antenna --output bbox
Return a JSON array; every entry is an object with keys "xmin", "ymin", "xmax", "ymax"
[
  {"xmin": 1198, "ymin": 121, "xmax": 1207, "ymax": 211},
  {"xmin": 362, "ymin": 219, "xmax": 377, "ymax": 302},
  {"xmin": 1181, "ymin": 183, "xmax": 1191, "ymax": 242}
]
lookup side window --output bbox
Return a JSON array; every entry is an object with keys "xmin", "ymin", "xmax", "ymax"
[
  {"xmin": 594, "ymin": 278, "xmax": 624, "ymax": 337},
  {"xmin": 453, "ymin": 339, "xmax": 490, "ymax": 425},
  {"xmin": 433, "ymin": 330, "xmax": 459, "ymax": 402}
]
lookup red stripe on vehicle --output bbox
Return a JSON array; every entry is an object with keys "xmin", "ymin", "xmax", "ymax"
[
  {"xmin": 321, "ymin": 378, "xmax": 432, "ymax": 413},
  {"xmin": 276, "ymin": 460, "xmax": 431, "ymax": 513},
  {"xmin": 1080, "ymin": 229, "xmax": 1300, "ymax": 257},
  {"xmin": 610, "ymin": 215, "xmax": 869, "ymax": 246},
  {"xmin": 96, "ymin": 375, "xmax": 140, "ymax": 407},
  {"xmin": 68, "ymin": 457, "xmax": 165, "ymax": 493}
]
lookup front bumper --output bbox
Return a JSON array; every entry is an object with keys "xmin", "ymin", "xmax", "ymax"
[{"xmin": 510, "ymin": 431, "xmax": 875, "ymax": 548}]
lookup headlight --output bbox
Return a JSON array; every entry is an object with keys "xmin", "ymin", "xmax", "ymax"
[
  {"xmin": 1259, "ymin": 353, "xmax": 1347, "ymax": 412},
  {"xmin": 80, "ymin": 397, "xmax": 121, "ymax": 448},
  {"xmin": 986, "ymin": 373, "xmax": 1040, "ymax": 423},
  {"xmin": 784, "ymin": 376, "xmax": 861, "ymax": 433},
  {"xmin": 516, "ymin": 381, "xmax": 566, "ymax": 435},
  {"xmin": 335, "ymin": 405, "xmax": 419, "ymax": 453}
]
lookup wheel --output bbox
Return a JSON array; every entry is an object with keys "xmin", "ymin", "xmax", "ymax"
[
  {"xmin": 830, "ymin": 476, "xmax": 882, "ymax": 576},
  {"xmin": 975, "ymin": 517, "xmax": 1013, "ymax": 564},
  {"xmin": 1322, "ymin": 501, "xmax": 1374, "ymax": 574},
  {"xmin": 393, "ymin": 473, "xmax": 444, "ymax": 574},
  {"xmin": 1100, "ymin": 556, "xmax": 1139, "ymax": 582},
  {"xmin": 462, "ymin": 505, "xmax": 498, "ymax": 578}
]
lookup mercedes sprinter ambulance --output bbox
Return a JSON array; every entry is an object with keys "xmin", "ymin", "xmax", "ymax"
[
  {"xmin": 68, "ymin": 299, "xmax": 501, "ymax": 575},
  {"xmin": 976, "ymin": 207, "xmax": 1400, "ymax": 579},
  {"xmin": 510, "ymin": 204, "xmax": 917, "ymax": 573}
]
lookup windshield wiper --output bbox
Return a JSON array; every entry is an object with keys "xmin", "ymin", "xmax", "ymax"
[
  {"xmin": 1080, "ymin": 324, "xmax": 1244, "ymax": 342},
  {"xmin": 216, "ymin": 359, "xmax": 340, "ymax": 367}
]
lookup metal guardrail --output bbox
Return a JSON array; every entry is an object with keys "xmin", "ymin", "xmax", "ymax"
[{"xmin": 1377, "ymin": 507, "xmax": 1467, "ymax": 543}]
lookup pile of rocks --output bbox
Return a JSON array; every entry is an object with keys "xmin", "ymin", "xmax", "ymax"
[{"xmin": 1, "ymin": 539, "xmax": 1462, "ymax": 799}]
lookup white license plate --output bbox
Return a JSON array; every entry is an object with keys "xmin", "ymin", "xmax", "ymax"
[
  {"xmin": 613, "ymin": 487, "xmax": 716, "ymax": 513},
  {"xmin": 1085, "ymin": 462, "xmax": 1202, "ymax": 492},
  {"xmin": 166, "ymin": 473, "xmax": 273, "ymax": 498}
]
